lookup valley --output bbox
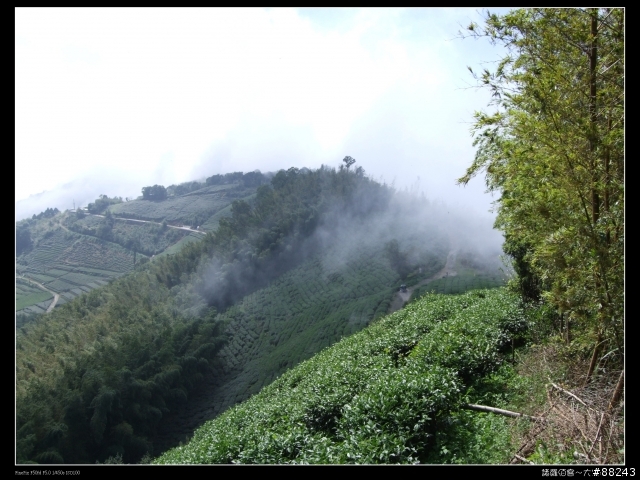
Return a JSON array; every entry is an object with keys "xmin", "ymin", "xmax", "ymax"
[
  {"xmin": 16, "ymin": 165, "xmax": 507, "ymax": 464},
  {"xmin": 15, "ymin": 157, "xmax": 622, "ymax": 465}
]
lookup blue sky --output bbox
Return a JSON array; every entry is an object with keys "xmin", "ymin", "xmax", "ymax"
[{"xmin": 16, "ymin": 8, "xmax": 510, "ymax": 219}]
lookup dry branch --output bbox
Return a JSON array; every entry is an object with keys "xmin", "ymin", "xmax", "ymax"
[
  {"xmin": 549, "ymin": 383, "xmax": 588, "ymax": 407},
  {"xmin": 463, "ymin": 403, "xmax": 545, "ymax": 422},
  {"xmin": 514, "ymin": 454, "xmax": 535, "ymax": 464},
  {"xmin": 510, "ymin": 420, "xmax": 548, "ymax": 464},
  {"xmin": 589, "ymin": 411, "xmax": 606, "ymax": 458}
]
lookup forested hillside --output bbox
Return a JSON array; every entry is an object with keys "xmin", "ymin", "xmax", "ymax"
[
  {"xmin": 151, "ymin": 223, "xmax": 452, "ymax": 452},
  {"xmin": 16, "ymin": 162, "xmax": 458, "ymax": 464}
]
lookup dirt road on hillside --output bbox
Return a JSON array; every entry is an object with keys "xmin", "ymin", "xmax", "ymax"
[
  {"xmin": 388, "ymin": 233, "xmax": 459, "ymax": 314},
  {"xmin": 17, "ymin": 275, "xmax": 60, "ymax": 313},
  {"xmin": 88, "ymin": 214, "xmax": 206, "ymax": 235}
]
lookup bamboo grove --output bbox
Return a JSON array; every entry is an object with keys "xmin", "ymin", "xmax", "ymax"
[{"xmin": 458, "ymin": 9, "xmax": 624, "ymax": 370}]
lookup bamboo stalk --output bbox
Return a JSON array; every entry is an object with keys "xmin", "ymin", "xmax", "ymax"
[
  {"xmin": 584, "ymin": 334, "xmax": 604, "ymax": 387},
  {"xmin": 607, "ymin": 370, "xmax": 624, "ymax": 412},
  {"xmin": 463, "ymin": 404, "xmax": 545, "ymax": 422}
]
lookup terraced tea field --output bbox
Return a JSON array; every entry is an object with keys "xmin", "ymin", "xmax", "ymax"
[
  {"xmin": 107, "ymin": 184, "xmax": 257, "ymax": 228},
  {"xmin": 68, "ymin": 214, "xmax": 189, "ymax": 255},
  {"xmin": 15, "ymin": 228, "xmax": 141, "ymax": 317},
  {"xmin": 411, "ymin": 258, "xmax": 507, "ymax": 299},
  {"xmin": 420, "ymin": 272, "xmax": 506, "ymax": 295},
  {"xmin": 15, "ymin": 278, "xmax": 53, "ymax": 311},
  {"xmin": 16, "ymin": 183, "xmax": 263, "ymax": 320},
  {"xmin": 16, "ymin": 185, "xmax": 242, "ymax": 318},
  {"xmin": 156, "ymin": 232, "xmax": 204, "ymax": 258},
  {"xmin": 154, "ymin": 288, "xmax": 527, "ymax": 465}
]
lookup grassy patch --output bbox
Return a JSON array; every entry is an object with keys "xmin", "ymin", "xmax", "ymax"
[
  {"xmin": 156, "ymin": 234, "xmax": 203, "ymax": 257},
  {"xmin": 16, "ymin": 291, "xmax": 53, "ymax": 311}
]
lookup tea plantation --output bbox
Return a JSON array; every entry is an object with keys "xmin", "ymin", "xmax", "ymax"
[
  {"xmin": 155, "ymin": 288, "xmax": 527, "ymax": 464},
  {"xmin": 16, "ymin": 228, "xmax": 138, "ymax": 317},
  {"xmin": 107, "ymin": 184, "xmax": 256, "ymax": 228}
]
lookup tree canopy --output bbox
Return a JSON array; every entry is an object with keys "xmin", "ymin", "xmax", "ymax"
[
  {"xmin": 141, "ymin": 185, "xmax": 168, "ymax": 201},
  {"xmin": 459, "ymin": 9, "xmax": 624, "ymax": 359},
  {"xmin": 342, "ymin": 156, "xmax": 356, "ymax": 169},
  {"xmin": 87, "ymin": 195, "xmax": 123, "ymax": 214}
]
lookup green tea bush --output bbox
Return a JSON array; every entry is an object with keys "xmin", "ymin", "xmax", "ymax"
[
  {"xmin": 155, "ymin": 288, "xmax": 526, "ymax": 464},
  {"xmin": 412, "ymin": 291, "xmax": 526, "ymax": 378}
]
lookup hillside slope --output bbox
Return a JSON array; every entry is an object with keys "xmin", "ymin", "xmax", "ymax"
[
  {"xmin": 15, "ymin": 182, "xmax": 258, "ymax": 320},
  {"xmin": 16, "ymin": 165, "xmax": 457, "ymax": 464},
  {"xmin": 154, "ymin": 288, "xmax": 527, "ymax": 464}
]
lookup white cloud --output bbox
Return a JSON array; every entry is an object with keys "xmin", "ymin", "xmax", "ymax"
[{"xmin": 16, "ymin": 7, "xmax": 508, "ymax": 219}]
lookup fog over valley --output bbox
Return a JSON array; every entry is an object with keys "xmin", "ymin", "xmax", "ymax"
[{"xmin": 16, "ymin": 8, "xmax": 506, "ymax": 226}]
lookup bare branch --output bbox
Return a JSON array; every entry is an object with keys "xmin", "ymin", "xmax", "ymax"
[{"xmin": 463, "ymin": 403, "xmax": 546, "ymax": 422}]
